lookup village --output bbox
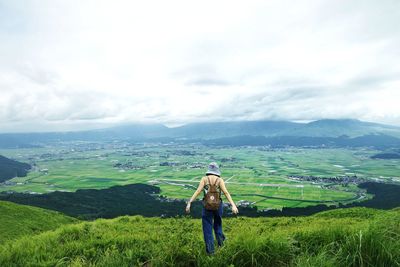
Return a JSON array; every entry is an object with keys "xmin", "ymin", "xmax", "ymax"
[{"xmin": 287, "ymin": 174, "xmax": 368, "ymax": 186}]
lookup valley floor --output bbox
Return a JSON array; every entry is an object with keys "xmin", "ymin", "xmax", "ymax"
[{"xmin": 2, "ymin": 144, "xmax": 400, "ymax": 211}]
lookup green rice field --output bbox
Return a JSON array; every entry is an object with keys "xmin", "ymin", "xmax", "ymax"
[{"xmin": 1, "ymin": 142, "xmax": 400, "ymax": 210}]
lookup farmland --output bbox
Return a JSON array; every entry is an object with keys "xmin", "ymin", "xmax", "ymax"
[{"xmin": 1, "ymin": 142, "xmax": 400, "ymax": 210}]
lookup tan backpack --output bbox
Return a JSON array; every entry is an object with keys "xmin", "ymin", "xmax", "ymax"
[{"xmin": 203, "ymin": 176, "xmax": 221, "ymax": 210}]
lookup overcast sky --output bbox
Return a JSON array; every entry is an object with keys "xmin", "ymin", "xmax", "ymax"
[{"xmin": 0, "ymin": 0, "xmax": 399, "ymax": 132}]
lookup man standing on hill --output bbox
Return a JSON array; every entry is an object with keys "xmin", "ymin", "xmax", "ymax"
[{"xmin": 186, "ymin": 162, "xmax": 239, "ymax": 254}]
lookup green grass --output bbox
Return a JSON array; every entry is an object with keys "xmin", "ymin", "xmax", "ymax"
[
  {"xmin": 0, "ymin": 201, "xmax": 78, "ymax": 243},
  {"xmin": 0, "ymin": 207, "xmax": 399, "ymax": 266}
]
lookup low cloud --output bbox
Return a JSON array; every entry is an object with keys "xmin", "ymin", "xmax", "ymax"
[
  {"xmin": 0, "ymin": 0, "xmax": 400, "ymax": 132},
  {"xmin": 185, "ymin": 78, "xmax": 231, "ymax": 87}
]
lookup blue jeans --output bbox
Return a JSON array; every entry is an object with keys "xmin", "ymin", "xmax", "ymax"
[{"xmin": 202, "ymin": 202, "xmax": 225, "ymax": 254}]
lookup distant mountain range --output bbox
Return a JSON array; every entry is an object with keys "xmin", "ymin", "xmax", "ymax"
[
  {"xmin": 168, "ymin": 119, "xmax": 400, "ymax": 139},
  {"xmin": 203, "ymin": 134, "xmax": 400, "ymax": 149},
  {"xmin": 1, "ymin": 119, "xmax": 400, "ymax": 148}
]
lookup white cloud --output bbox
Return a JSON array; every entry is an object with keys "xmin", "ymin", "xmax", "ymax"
[{"xmin": 0, "ymin": 0, "xmax": 400, "ymax": 132}]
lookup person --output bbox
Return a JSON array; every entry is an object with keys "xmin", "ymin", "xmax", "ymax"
[{"xmin": 185, "ymin": 162, "xmax": 239, "ymax": 254}]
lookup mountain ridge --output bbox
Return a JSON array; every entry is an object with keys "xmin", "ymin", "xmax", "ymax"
[{"xmin": 1, "ymin": 119, "xmax": 400, "ymax": 148}]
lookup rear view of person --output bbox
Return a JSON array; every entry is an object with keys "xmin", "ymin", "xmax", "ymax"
[{"xmin": 186, "ymin": 162, "xmax": 239, "ymax": 254}]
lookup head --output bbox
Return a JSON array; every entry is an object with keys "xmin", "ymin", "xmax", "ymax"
[{"xmin": 206, "ymin": 162, "xmax": 221, "ymax": 176}]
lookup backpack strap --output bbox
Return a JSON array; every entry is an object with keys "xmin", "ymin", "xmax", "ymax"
[
  {"xmin": 214, "ymin": 177, "xmax": 219, "ymax": 186},
  {"xmin": 204, "ymin": 175, "xmax": 221, "ymax": 195},
  {"xmin": 216, "ymin": 177, "xmax": 221, "ymax": 196},
  {"xmin": 214, "ymin": 176, "xmax": 221, "ymax": 198},
  {"xmin": 213, "ymin": 177, "xmax": 221, "ymax": 196}
]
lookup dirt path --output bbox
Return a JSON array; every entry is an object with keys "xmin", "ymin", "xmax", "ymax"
[{"xmin": 236, "ymin": 192, "xmax": 363, "ymax": 204}]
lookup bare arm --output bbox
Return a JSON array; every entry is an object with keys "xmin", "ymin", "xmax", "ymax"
[
  {"xmin": 186, "ymin": 177, "xmax": 205, "ymax": 213},
  {"xmin": 219, "ymin": 179, "xmax": 239, "ymax": 214},
  {"xmin": 188, "ymin": 177, "xmax": 205, "ymax": 203}
]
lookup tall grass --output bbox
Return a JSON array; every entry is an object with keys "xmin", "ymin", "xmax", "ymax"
[
  {"xmin": 0, "ymin": 208, "xmax": 399, "ymax": 266},
  {"xmin": 0, "ymin": 200, "xmax": 77, "ymax": 243}
]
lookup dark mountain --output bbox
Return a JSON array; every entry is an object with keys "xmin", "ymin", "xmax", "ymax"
[
  {"xmin": 0, "ymin": 123, "xmax": 169, "ymax": 148},
  {"xmin": 0, "ymin": 155, "xmax": 31, "ymax": 183},
  {"xmin": 204, "ymin": 134, "xmax": 400, "ymax": 149},
  {"xmin": 0, "ymin": 135, "xmax": 39, "ymax": 149},
  {"xmin": 168, "ymin": 120, "xmax": 299, "ymax": 139},
  {"xmin": 86, "ymin": 123, "xmax": 169, "ymax": 140},
  {"xmin": 371, "ymin": 153, "xmax": 400, "ymax": 159},
  {"xmin": 168, "ymin": 119, "xmax": 400, "ymax": 139},
  {"xmin": 336, "ymin": 134, "xmax": 400, "ymax": 148},
  {"xmin": 289, "ymin": 119, "xmax": 400, "ymax": 137}
]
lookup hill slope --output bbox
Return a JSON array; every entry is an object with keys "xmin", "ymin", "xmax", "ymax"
[
  {"xmin": 204, "ymin": 134, "xmax": 400, "ymax": 149},
  {"xmin": 169, "ymin": 120, "xmax": 299, "ymax": 138},
  {"xmin": 0, "ymin": 207, "xmax": 398, "ymax": 266},
  {"xmin": 0, "ymin": 201, "xmax": 78, "ymax": 243},
  {"xmin": 288, "ymin": 119, "xmax": 400, "ymax": 137},
  {"xmin": 0, "ymin": 155, "xmax": 31, "ymax": 183}
]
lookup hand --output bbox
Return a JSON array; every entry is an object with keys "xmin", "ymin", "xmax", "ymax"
[
  {"xmin": 232, "ymin": 205, "xmax": 239, "ymax": 215},
  {"xmin": 185, "ymin": 202, "xmax": 191, "ymax": 214}
]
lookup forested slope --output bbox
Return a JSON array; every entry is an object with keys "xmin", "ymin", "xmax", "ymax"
[{"xmin": 0, "ymin": 155, "xmax": 30, "ymax": 183}]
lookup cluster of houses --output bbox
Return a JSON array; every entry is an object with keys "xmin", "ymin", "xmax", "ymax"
[
  {"xmin": 219, "ymin": 157, "xmax": 238, "ymax": 163},
  {"xmin": 166, "ymin": 150, "xmax": 198, "ymax": 156},
  {"xmin": 236, "ymin": 200, "xmax": 253, "ymax": 207},
  {"xmin": 159, "ymin": 161, "xmax": 205, "ymax": 169},
  {"xmin": 113, "ymin": 162, "xmax": 145, "ymax": 170},
  {"xmin": 159, "ymin": 162, "xmax": 180, "ymax": 167},
  {"xmin": 0, "ymin": 180, "xmax": 21, "ymax": 186},
  {"xmin": 288, "ymin": 174, "xmax": 367, "ymax": 185}
]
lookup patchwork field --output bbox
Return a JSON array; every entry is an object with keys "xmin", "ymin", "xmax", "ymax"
[{"xmin": 1, "ymin": 142, "xmax": 400, "ymax": 210}]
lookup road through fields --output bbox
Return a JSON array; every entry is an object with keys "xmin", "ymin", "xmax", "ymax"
[{"xmin": 151, "ymin": 178, "xmax": 306, "ymax": 188}]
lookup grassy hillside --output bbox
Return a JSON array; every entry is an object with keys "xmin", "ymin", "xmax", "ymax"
[
  {"xmin": 0, "ymin": 207, "xmax": 398, "ymax": 266},
  {"xmin": 0, "ymin": 201, "xmax": 78, "ymax": 243}
]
